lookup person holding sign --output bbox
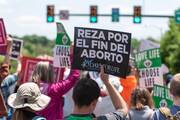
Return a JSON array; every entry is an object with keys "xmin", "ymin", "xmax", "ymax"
[
  {"xmin": 0, "ymin": 36, "xmax": 22, "ymax": 120},
  {"xmin": 120, "ymin": 62, "xmax": 138, "ymax": 108},
  {"xmin": 64, "ymin": 66, "xmax": 128, "ymax": 120},
  {"xmin": 30, "ymin": 50, "xmax": 80, "ymax": 120},
  {"xmin": 152, "ymin": 73, "xmax": 180, "ymax": 120}
]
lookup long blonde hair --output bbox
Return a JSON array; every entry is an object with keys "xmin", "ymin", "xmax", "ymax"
[{"xmin": 30, "ymin": 61, "xmax": 54, "ymax": 84}]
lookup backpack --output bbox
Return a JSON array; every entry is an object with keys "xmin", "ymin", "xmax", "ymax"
[{"xmin": 159, "ymin": 107, "xmax": 180, "ymax": 120}]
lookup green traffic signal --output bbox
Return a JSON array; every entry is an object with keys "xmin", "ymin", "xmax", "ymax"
[
  {"xmin": 90, "ymin": 16, "xmax": 97, "ymax": 23},
  {"xmin": 133, "ymin": 16, "xmax": 141, "ymax": 23},
  {"xmin": 47, "ymin": 5, "xmax": 54, "ymax": 23},
  {"xmin": 47, "ymin": 16, "xmax": 54, "ymax": 22},
  {"xmin": 175, "ymin": 10, "xmax": 180, "ymax": 24},
  {"xmin": 90, "ymin": 5, "xmax": 97, "ymax": 23},
  {"xmin": 112, "ymin": 8, "xmax": 119, "ymax": 22},
  {"xmin": 133, "ymin": 6, "xmax": 141, "ymax": 24},
  {"xmin": 112, "ymin": 15, "xmax": 119, "ymax": 22}
]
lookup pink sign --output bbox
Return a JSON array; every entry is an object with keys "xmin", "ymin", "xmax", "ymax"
[
  {"xmin": 0, "ymin": 19, "xmax": 7, "ymax": 55},
  {"xmin": 0, "ymin": 46, "xmax": 7, "ymax": 55},
  {"xmin": 0, "ymin": 19, "xmax": 7, "ymax": 46},
  {"xmin": 20, "ymin": 56, "xmax": 65, "ymax": 83}
]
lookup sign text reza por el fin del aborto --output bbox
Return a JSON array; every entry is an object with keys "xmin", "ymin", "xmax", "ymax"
[{"xmin": 72, "ymin": 27, "xmax": 131, "ymax": 77}]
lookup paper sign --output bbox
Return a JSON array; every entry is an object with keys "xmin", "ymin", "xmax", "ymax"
[
  {"xmin": 20, "ymin": 56, "xmax": 65, "ymax": 83},
  {"xmin": 56, "ymin": 22, "xmax": 71, "ymax": 45},
  {"xmin": 135, "ymin": 48, "xmax": 163, "ymax": 88},
  {"xmin": 153, "ymin": 84, "xmax": 173, "ymax": 108},
  {"xmin": 53, "ymin": 45, "xmax": 71, "ymax": 67},
  {"xmin": 0, "ymin": 18, "xmax": 6, "ymax": 46},
  {"xmin": 72, "ymin": 27, "xmax": 131, "ymax": 77},
  {"xmin": 11, "ymin": 38, "xmax": 23, "ymax": 60},
  {"xmin": 0, "ymin": 19, "xmax": 7, "ymax": 55},
  {"xmin": 0, "ymin": 46, "xmax": 7, "ymax": 55}
]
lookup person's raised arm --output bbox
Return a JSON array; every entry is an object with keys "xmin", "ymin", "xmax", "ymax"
[
  {"xmin": 13, "ymin": 55, "xmax": 22, "ymax": 92},
  {"xmin": 100, "ymin": 65, "xmax": 128, "ymax": 115},
  {"xmin": 14, "ymin": 55, "xmax": 22, "ymax": 75},
  {"xmin": 3, "ymin": 35, "xmax": 12, "ymax": 65},
  {"xmin": 50, "ymin": 44, "xmax": 80, "ymax": 96}
]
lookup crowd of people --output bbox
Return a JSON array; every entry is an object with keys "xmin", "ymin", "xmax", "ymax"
[{"xmin": 0, "ymin": 36, "xmax": 180, "ymax": 120}]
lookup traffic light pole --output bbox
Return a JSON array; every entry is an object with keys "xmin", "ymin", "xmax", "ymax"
[{"xmin": 55, "ymin": 13, "xmax": 174, "ymax": 18}]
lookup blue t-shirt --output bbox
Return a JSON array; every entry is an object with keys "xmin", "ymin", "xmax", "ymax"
[
  {"xmin": 1, "ymin": 74, "xmax": 18, "ymax": 104},
  {"xmin": 0, "ymin": 74, "xmax": 18, "ymax": 120},
  {"xmin": 152, "ymin": 105, "xmax": 180, "ymax": 120}
]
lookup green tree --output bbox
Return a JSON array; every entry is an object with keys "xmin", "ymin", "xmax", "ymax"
[
  {"xmin": 160, "ymin": 19, "xmax": 180, "ymax": 73},
  {"xmin": 21, "ymin": 34, "xmax": 55, "ymax": 57},
  {"xmin": 0, "ymin": 34, "xmax": 55, "ymax": 73},
  {"xmin": 131, "ymin": 38, "xmax": 140, "ymax": 57}
]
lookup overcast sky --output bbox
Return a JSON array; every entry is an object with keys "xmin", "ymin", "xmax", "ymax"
[{"xmin": 0, "ymin": 0, "xmax": 180, "ymax": 40}]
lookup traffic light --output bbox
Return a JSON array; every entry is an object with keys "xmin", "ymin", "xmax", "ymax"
[
  {"xmin": 133, "ymin": 6, "xmax": 141, "ymax": 24},
  {"xmin": 175, "ymin": 9, "xmax": 180, "ymax": 24},
  {"xmin": 47, "ymin": 5, "xmax": 55, "ymax": 23},
  {"xmin": 90, "ymin": 5, "xmax": 97, "ymax": 23},
  {"xmin": 112, "ymin": 8, "xmax": 119, "ymax": 22}
]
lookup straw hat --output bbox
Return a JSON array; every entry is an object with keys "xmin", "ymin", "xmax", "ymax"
[{"xmin": 8, "ymin": 82, "xmax": 50, "ymax": 111}]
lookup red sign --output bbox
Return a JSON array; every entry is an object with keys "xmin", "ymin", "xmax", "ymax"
[
  {"xmin": 0, "ymin": 90, "xmax": 7, "ymax": 117},
  {"xmin": 0, "ymin": 46, "xmax": 7, "ymax": 55},
  {"xmin": 0, "ymin": 19, "xmax": 7, "ymax": 55},
  {"xmin": 0, "ymin": 19, "xmax": 7, "ymax": 46},
  {"xmin": 20, "ymin": 56, "xmax": 65, "ymax": 83}
]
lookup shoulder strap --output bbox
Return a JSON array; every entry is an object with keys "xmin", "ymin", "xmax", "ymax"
[
  {"xmin": 173, "ymin": 110, "xmax": 180, "ymax": 120},
  {"xmin": 159, "ymin": 107, "xmax": 172, "ymax": 120},
  {"xmin": 147, "ymin": 111, "xmax": 153, "ymax": 120},
  {"xmin": 128, "ymin": 112, "xmax": 132, "ymax": 120},
  {"xmin": 32, "ymin": 116, "xmax": 46, "ymax": 120}
]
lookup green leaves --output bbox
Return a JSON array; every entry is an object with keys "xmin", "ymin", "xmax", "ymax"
[{"xmin": 160, "ymin": 19, "xmax": 180, "ymax": 74}]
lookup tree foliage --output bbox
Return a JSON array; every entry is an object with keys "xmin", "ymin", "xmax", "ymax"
[
  {"xmin": 131, "ymin": 38, "xmax": 140, "ymax": 57},
  {"xmin": 160, "ymin": 19, "xmax": 180, "ymax": 74},
  {"xmin": 0, "ymin": 34, "xmax": 55, "ymax": 73},
  {"xmin": 21, "ymin": 34, "xmax": 55, "ymax": 57}
]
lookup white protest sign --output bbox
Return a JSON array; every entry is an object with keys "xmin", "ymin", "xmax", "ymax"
[
  {"xmin": 53, "ymin": 45, "xmax": 70, "ymax": 68},
  {"xmin": 11, "ymin": 38, "xmax": 23, "ymax": 60},
  {"xmin": 135, "ymin": 48, "xmax": 163, "ymax": 88}
]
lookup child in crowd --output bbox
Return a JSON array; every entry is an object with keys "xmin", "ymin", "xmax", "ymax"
[{"xmin": 128, "ymin": 87, "xmax": 154, "ymax": 120}]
